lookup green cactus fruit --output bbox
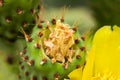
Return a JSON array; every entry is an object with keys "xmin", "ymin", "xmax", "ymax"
[
  {"xmin": 18, "ymin": 18, "xmax": 86, "ymax": 80},
  {"xmin": 0, "ymin": 0, "xmax": 40, "ymax": 41}
]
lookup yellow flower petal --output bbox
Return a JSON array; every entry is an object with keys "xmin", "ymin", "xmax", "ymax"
[
  {"xmin": 82, "ymin": 25, "xmax": 120, "ymax": 80},
  {"xmin": 82, "ymin": 45, "xmax": 95, "ymax": 80},
  {"xmin": 68, "ymin": 67, "xmax": 83, "ymax": 80}
]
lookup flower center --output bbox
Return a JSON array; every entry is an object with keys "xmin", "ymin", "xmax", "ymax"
[{"xmin": 44, "ymin": 20, "xmax": 75, "ymax": 63}]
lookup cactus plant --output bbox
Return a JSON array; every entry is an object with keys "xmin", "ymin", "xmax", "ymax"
[
  {"xmin": 18, "ymin": 18, "xmax": 86, "ymax": 80},
  {"xmin": 0, "ymin": 0, "xmax": 40, "ymax": 41}
]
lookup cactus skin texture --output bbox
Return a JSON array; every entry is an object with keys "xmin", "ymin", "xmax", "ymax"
[
  {"xmin": 0, "ymin": 38, "xmax": 27, "ymax": 80},
  {"xmin": 0, "ymin": 51, "xmax": 17, "ymax": 80},
  {"xmin": 0, "ymin": 0, "xmax": 40, "ymax": 41},
  {"xmin": 18, "ymin": 18, "xmax": 86, "ymax": 80}
]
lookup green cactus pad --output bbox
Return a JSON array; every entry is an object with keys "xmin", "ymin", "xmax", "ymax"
[
  {"xmin": 0, "ymin": 0, "xmax": 40, "ymax": 41},
  {"xmin": 19, "ymin": 19, "xmax": 86, "ymax": 80}
]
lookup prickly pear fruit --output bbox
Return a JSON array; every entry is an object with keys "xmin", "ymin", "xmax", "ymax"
[{"xmin": 19, "ymin": 18, "xmax": 86, "ymax": 80}]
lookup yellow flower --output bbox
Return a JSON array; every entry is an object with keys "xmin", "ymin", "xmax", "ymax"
[
  {"xmin": 69, "ymin": 25, "xmax": 120, "ymax": 80},
  {"xmin": 68, "ymin": 67, "xmax": 83, "ymax": 80}
]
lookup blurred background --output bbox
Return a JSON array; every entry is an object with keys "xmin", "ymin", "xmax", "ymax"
[
  {"xmin": 43, "ymin": 0, "xmax": 120, "ymax": 33},
  {"xmin": 1, "ymin": 0, "xmax": 120, "ymax": 80},
  {"xmin": 43, "ymin": 0, "xmax": 96, "ymax": 34}
]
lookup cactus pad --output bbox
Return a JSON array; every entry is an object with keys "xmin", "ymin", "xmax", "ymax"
[{"xmin": 0, "ymin": 0, "xmax": 40, "ymax": 41}]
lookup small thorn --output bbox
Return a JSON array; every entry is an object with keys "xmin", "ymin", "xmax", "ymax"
[
  {"xmin": 75, "ymin": 39, "xmax": 80, "ymax": 44},
  {"xmin": 27, "ymin": 60, "xmax": 34, "ymax": 66},
  {"xmin": 46, "ymin": 26, "xmax": 49, "ymax": 29},
  {"xmin": 54, "ymin": 73, "xmax": 60, "ymax": 80},
  {"xmin": 38, "ymin": 24, "xmax": 43, "ymax": 28},
  {"xmin": 31, "ymin": 76, "xmax": 37, "ymax": 80},
  {"xmin": 76, "ymin": 55, "xmax": 81, "ymax": 59},
  {"xmin": 19, "ymin": 61, "xmax": 22, "ymax": 65},
  {"xmin": 6, "ymin": 55, "xmax": 14, "ymax": 65},
  {"xmin": 34, "ymin": 43, "xmax": 41, "ymax": 49},
  {"xmin": 80, "ymin": 47, "xmax": 86, "ymax": 51},
  {"xmin": 20, "ymin": 28, "xmax": 33, "ymax": 42},
  {"xmin": 61, "ymin": 6, "xmax": 67, "ymax": 22},
  {"xmin": 84, "ymin": 61, "xmax": 86, "ymax": 65},
  {"xmin": 19, "ymin": 49, "xmax": 26, "ymax": 56},
  {"xmin": 76, "ymin": 65, "xmax": 80, "ymax": 69},
  {"xmin": 51, "ymin": 58, "xmax": 56, "ymax": 63},
  {"xmin": 60, "ymin": 17, "xmax": 64, "ymax": 22},
  {"xmin": 22, "ymin": 22, "xmax": 27, "ymax": 27},
  {"xmin": 63, "ymin": 63, "xmax": 68, "ymax": 69},
  {"xmin": 81, "ymin": 36, "xmax": 86, "ymax": 41},
  {"xmin": 55, "ymin": 78, "xmax": 59, "ymax": 80},
  {"xmin": 46, "ymin": 20, "xmax": 50, "ymax": 29},
  {"xmin": 20, "ymin": 65, "xmax": 24, "ymax": 70},
  {"xmin": 19, "ymin": 52, "xmax": 23, "ymax": 56},
  {"xmin": 22, "ymin": 56, "xmax": 29, "ymax": 61},
  {"xmin": 38, "ymin": 32, "xmax": 43, "ymax": 37},
  {"xmin": 40, "ymin": 58, "xmax": 47, "ymax": 65},
  {"xmin": 30, "ymin": 9, "xmax": 35, "ymax": 14},
  {"xmin": 27, "ymin": 37, "xmax": 33, "ymax": 42},
  {"xmin": 5, "ymin": 17, "xmax": 12, "ymax": 23},
  {"xmin": 72, "ymin": 27, "xmax": 77, "ymax": 32},
  {"xmin": 17, "ymin": 8, "xmax": 23, "ymax": 14},
  {"xmin": 25, "ymin": 71, "xmax": 29, "ymax": 76},
  {"xmin": 51, "ymin": 18, "xmax": 56, "ymax": 25}
]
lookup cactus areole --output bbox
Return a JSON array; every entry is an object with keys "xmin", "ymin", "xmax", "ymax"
[{"xmin": 19, "ymin": 19, "xmax": 86, "ymax": 80}]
